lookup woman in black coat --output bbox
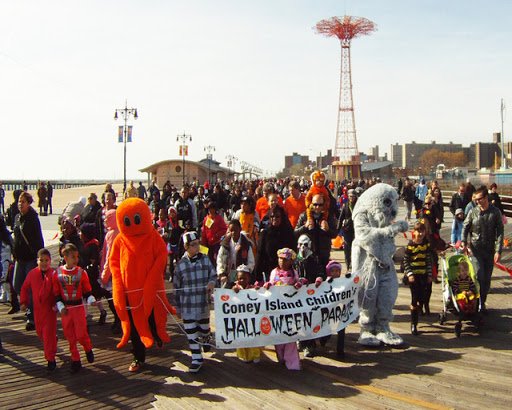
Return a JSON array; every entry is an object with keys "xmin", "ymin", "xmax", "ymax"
[{"xmin": 254, "ymin": 205, "xmax": 296, "ymax": 283}]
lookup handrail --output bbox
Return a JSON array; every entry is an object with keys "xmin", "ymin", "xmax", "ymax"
[{"xmin": 441, "ymin": 190, "xmax": 512, "ymax": 217}]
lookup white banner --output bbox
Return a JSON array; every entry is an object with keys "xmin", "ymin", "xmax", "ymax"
[{"xmin": 214, "ymin": 276, "xmax": 360, "ymax": 349}]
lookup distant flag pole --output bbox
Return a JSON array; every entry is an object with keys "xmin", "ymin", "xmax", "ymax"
[{"xmin": 501, "ymin": 98, "xmax": 506, "ymax": 170}]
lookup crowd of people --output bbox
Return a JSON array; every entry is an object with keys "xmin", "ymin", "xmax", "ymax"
[{"xmin": 0, "ymin": 174, "xmax": 506, "ymax": 374}]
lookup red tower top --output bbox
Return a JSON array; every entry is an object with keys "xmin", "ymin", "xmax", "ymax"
[
  {"xmin": 314, "ymin": 15, "xmax": 376, "ymax": 181},
  {"xmin": 315, "ymin": 15, "xmax": 376, "ymax": 42}
]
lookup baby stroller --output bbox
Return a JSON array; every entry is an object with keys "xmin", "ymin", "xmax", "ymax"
[{"xmin": 439, "ymin": 254, "xmax": 482, "ymax": 337}]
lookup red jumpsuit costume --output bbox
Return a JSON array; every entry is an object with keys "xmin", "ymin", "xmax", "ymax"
[
  {"xmin": 109, "ymin": 198, "xmax": 174, "ymax": 350},
  {"xmin": 20, "ymin": 267, "xmax": 57, "ymax": 362},
  {"xmin": 52, "ymin": 266, "xmax": 93, "ymax": 361}
]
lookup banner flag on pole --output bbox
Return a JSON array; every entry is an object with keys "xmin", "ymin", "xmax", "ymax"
[
  {"xmin": 214, "ymin": 276, "xmax": 360, "ymax": 349},
  {"xmin": 118, "ymin": 126, "xmax": 123, "ymax": 143},
  {"xmin": 127, "ymin": 126, "xmax": 133, "ymax": 142},
  {"xmin": 179, "ymin": 145, "xmax": 189, "ymax": 156}
]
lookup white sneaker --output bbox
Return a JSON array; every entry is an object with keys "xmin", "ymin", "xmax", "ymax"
[
  {"xmin": 0, "ymin": 284, "xmax": 9, "ymax": 303},
  {"xmin": 358, "ymin": 330, "xmax": 381, "ymax": 346},
  {"xmin": 375, "ymin": 330, "xmax": 403, "ymax": 346}
]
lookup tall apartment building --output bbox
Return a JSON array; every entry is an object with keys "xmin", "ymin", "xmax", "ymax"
[
  {"xmin": 390, "ymin": 141, "xmax": 463, "ymax": 169},
  {"xmin": 284, "ymin": 152, "xmax": 310, "ymax": 169}
]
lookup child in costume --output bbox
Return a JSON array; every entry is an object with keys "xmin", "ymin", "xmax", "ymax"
[
  {"xmin": 173, "ymin": 231, "xmax": 217, "ymax": 373},
  {"xmin": 20, "ymin": 248, "xmax": 58, "ymax": 371},
  {"xmin": 305, "ymin": 171, "xmax": 331, "ymax": 228},
  {"xmin": 296, "ymin": 234, "xmax": 322, "ymax": 284},
  {"xmin": 265, "ymin": 248, "xmax": 304, "ymax": 370},
  {"xmin": 232, "ymin": 264, "xmax": 261, "ymax": 363},
  {"xmin": 296, "ymin": 234, "xmax": 324, "ymax": 358},
  {"xmin": 310, "ymin": 260, "xmax": 347, "ymax": 358},
  {"xmin": 53, "ymin": 243, "xmax": 95, "ymax": 373},
  {"xmin": 403, "ymin": 221, "xmax": 433, "ymax": 335},
  {"xmin": 452, "ymin": 260, "xmax": 477, "ymax": 314}
]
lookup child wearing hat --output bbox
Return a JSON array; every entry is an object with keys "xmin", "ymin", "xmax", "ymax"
[
  {"xmin": 308, "ymin": 260, "xmax": 346, "ymax": 358},
  {"xmin": 451, "ymin": 208, "xmax": 465, "ymax": 253},
  {"xmin": 173, "ymin": 231, "xmax": 217, "ymax": 373},
  {"xmin": 232, "ymin": 264, "xmax": 262, "ymax": 363},
  {"xmin": 264, "ymin": 248, "xmax": 304, "ymax": 370}
]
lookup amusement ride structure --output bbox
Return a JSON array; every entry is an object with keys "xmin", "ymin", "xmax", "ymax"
[{"xmin": 315, "ymin": 15, "xmax": 376, "ymax": 180}]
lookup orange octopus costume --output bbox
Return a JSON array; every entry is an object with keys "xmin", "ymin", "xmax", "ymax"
[
  {"xmin": 109, "ymin": 198, "xmax": 175, "ymax": 351},
  {"xmin": 305, "ymin": 171, "xmax": 331, "ymax": 224}
]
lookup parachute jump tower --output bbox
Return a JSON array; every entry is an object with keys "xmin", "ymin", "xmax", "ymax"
[{"xmin": 315, "ymin": 16, "xmax": 376, "ymax": 181}]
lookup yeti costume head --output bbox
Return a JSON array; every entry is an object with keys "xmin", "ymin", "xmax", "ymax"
[{"xmin": 352, "ymin": 183, "xmax": 400, "ymax": 229}]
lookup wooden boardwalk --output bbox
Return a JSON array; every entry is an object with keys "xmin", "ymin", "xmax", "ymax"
[{"xmin": 1, "ymin": 215, "xmax": 512, "ymax": 409}]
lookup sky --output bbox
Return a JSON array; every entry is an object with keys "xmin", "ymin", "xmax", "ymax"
[{"xmin": 1, "ymin": 0, "xmax": 512, "ymax": 181}]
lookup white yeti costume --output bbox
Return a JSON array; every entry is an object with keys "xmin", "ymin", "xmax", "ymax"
[{"xmin": 352, "ymin": 183, "xmax": 408, "ymax": 346}]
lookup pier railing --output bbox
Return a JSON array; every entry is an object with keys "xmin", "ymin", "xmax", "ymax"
[
  {"xmin": 441, "ymin": 190, "xmax": 512, "ymax": 218},
  {"xmin": 1, "ymin": 180, "xmax": 123, "ymax": 192}
]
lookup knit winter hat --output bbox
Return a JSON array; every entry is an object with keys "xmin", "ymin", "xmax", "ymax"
[
  {"xmin": 326, "ymin": 260, "xmax": 342, "ymax": 274},
  {"xmin": 455, "ymin": 208, "xmax": 464, "ymax": 216},
  {"xmin": 277, "ymin": 248, "xmax": 296, "ymax": 261}
]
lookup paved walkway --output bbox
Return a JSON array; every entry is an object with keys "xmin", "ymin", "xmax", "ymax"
[{"xmin": 1, "ymin": 195, "xmax": 511, "ymax": 409}]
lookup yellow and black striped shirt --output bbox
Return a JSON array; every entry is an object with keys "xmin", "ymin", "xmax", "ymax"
[{"xmin": 403, "ymin": 240, "xmax": 432, "ymax": 276}]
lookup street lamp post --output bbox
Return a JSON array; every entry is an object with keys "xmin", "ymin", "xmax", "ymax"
[
  {"xmin": 177, "ymin": 132, "xmax": 192, "ymax": 186},
  {"xmin": 226, "ymin": 155, "xmax": 238, "ymax": 181},
  {"xmin": 204, "ymin": 145, "xmax": 216, "ymax": 186},
  {"xmin": 114, "ymin": 101, "xmax": 138, "ymax": 194}
]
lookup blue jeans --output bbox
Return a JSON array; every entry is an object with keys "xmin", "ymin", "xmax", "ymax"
[
  {"xmin": 473, "ymin": 251, "xmax": 494, "ymax": 306},
  {"xmin": 13, "ymin": 260, "xmax": 37, "ymax": 322}
]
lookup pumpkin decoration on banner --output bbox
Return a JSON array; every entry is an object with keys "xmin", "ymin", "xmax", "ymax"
[{"xmin": 260, "ymin": 317, "xmax": 272, "ymax": 335}]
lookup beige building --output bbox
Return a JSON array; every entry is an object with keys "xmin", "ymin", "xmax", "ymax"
[{"xmin": 139, "ymin": 158, "xmax": 235, "ymax": 187}]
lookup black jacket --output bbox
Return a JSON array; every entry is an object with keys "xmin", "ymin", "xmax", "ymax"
[
  {"xmin": 449, "ymin": 192, "xmax": 467, "ymax": 216},
  {"xmin": 337, "ymin": 202, "xmax": 355, "ymax": 240},
  {"xmin": 254, "ymin": 225, "xmax": 296, "ymax": 282},
  {"xmin": 462, "ymin": 204, "xmax": 504, "ymax": 254},
  {"xmin": 81, "ymin": 202, "xmax": 102, "ymax": 225},
  {"xmin": 13, "ymin": 207, "xmax": 44, "ymax": 262}
]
